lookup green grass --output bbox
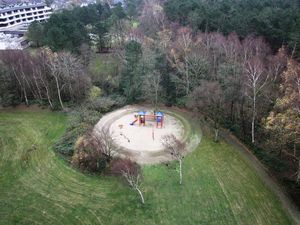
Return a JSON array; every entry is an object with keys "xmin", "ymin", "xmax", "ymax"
[{"xmin": 0, "ymin": 110, "xmax": 292, "ymax": 225}]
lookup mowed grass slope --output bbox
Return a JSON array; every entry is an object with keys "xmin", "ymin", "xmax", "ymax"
[{"xmin": 0, "ymin": 110, "xmax": 292, "ymax": 225}]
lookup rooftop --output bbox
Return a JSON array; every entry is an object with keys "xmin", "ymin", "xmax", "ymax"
[{"xmin": 0, "ymin": 1, "xmax": 45, "ymax": 14}]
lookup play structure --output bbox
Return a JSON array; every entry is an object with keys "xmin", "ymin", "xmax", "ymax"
[
  {"xmin": 130, "ymin": 111, "xmax": 164, "ymax": 128},
  {"xmin": 95, "ymin": 106, "xmax": 185, "ymax": 153}
]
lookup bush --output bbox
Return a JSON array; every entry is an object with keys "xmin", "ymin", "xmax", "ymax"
[
  {"xmin": 53, "ymin": 129, "xmax": 79, "ymax": 156},
  {"xmin": 89, "ymin": 86, "xmax": 102, "ymax": 101},
  {"xmin": 53, "ymin": 94, "xmax": 125, "ymax": 164},
  {"xmin": 86, "ymin": 95, "xmax": 126, "ymax": 113},
  {"xmin": 54, "ymin": 108, "xmax": 102, "ymax": 157},
  {"xmin": 71, "ymin": 134, "xmax": 109, "ymax": 173},
  {"xmin": 69, "ymin": 107, "xmax": 102, "ymax": 130}
]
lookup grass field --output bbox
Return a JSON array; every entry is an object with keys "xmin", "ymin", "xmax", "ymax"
[{"xmin": 0, "ymin": 110, "xmax": 292, "ymax": 225}]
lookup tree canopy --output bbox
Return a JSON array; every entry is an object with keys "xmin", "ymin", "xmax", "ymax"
[{"xmin": 164, "ymin": 0, "xmax": 300, "ymax": 56}]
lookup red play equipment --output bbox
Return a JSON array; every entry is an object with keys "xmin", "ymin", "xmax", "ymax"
[{"xmin": 130, "ymin": 111, "xmax": 164, "ymax": 128}]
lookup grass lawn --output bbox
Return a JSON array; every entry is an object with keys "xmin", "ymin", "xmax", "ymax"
[{"xmin": 0, "ymin": 110, "xmax": 292, "ymax": 225}]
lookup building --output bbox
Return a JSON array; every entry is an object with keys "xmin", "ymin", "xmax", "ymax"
[
  {"xmin": 0, "ymin": 2, "xmax": 52, "ymax": 29},
  {"xmin": 0, "ymin": 32, "xmax": 27, "ymax": 49},
  {"xmin": 0, "ymin": 2, "xmax": 52, "ymax": 49}
]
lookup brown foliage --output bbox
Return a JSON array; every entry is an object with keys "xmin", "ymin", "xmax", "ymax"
[
  {"xmin": 161, "ymin": 134, "xmax": 185, "ymax": 161},
  {"xmin": 72, "ymin": 130, "xmax": 115, "ymax": 173}
]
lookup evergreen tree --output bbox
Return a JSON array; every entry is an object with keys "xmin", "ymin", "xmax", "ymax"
[{"xmin": 120, "ymin": 41, "xmax": 143, "ymax": 102}]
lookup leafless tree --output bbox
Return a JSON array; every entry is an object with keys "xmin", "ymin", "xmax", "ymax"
[
  {"xmin": 92, "ymin": 127, "xmax": 116, "ymax": 161},
  {"xmin": 244, "ymin": 56, "xmax": 269, "ymax": 143},
  {"xmin": 188, "ymin": 81, "xmax": 224, "ymax": 142},
  {"xmin": 139, "ymin": 0, "xmax": 167, "ymax": 36},
  {"xmin": 111, "ymin": 159, "xmax": 145, "ymax": 204},
  {"xmin": 35, "ymin": 50, "xmax": 54, "ymax": 108},
  {"xmin": 161, "ymin": 134, "xmax": 186, "ymax": 185},
  {"xmin": 156, "ymin": 28, "xmax": 171, "ymax": 49},
  {"xmin": 267, "ymin": 47, "xmax": 287, "ymax": 83},
  {"xmin": 144, "ymin": 70, "xmax": 162, "ymax": 110},
  {"xmin": 46, "ymin": 50, "xmax": 90, "ymax": 109},
  {"xmin": 46, "ymin": 51, "xmax": 65, "ymax": 109},
  {"xmin": 169, "ymin": 27, "xmax": 193, "ymax": 96}
]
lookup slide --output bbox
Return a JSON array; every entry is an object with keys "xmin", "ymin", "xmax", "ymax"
[{"xmin": 130, "ymin": 119, "xmax": 138, "ymax": 126}]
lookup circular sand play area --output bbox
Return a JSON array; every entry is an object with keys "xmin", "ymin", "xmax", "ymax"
[
  {"xmin": 110, "ymin": 111, "xmax": 183, "ymax": 152},
  {"xmin": 94, "ymin": 106, "xmax": 200, "ymax": 164}
]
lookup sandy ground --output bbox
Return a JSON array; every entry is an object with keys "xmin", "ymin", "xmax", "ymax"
[
  {"xmin": 110, "ymin": 113, "xmax": 184, "ymax": 152},
  {"xmin": 94, "ymin": 105, "xmax": 199, "ymax": 164}
]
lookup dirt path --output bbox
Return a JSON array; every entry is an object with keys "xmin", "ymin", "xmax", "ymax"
[{"xmin": 220, "ymin": 128, "xmax": 300, "ymax": 225}]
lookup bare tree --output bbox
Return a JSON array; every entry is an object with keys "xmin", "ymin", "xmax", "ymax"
[
  {"xmin": 46, "ymin": 51, "xmax": 65, "ymax": 109},
  {"xmin": 0, "ymin": 49, "xmax": 90, "ymax": 108},
  {"xmin": 144, "ymin": 70, "xmax": 162, "ymax": 110},
  {"xmin": 267, "ymin": 47, "xmax": 287, "ymax": 83},
  {"xmin": 169, "ymin": 27, "xmax": 193, "ymax": 96},
  {"xmin": 161, "ymin": 134, "xmax": 186, "ymax": 185},
  {"xmin": 139, "ymin": 0, "xmax": 167, "ymax": 36},
  {"xmin": 35, "ymin": 50, "xmax": 54, "ymax": 108},
  {"xmin": 92, "ymin": 127, "xmax": 116, "ymax": 161},
  {"xmin": 111, "ymin": 159, "xmax": 145, "ymax": 204},
  {"xmin": 189, "ymin": 81, "xmax": 224, "ymax": 142},
  {"xmin": 157, "ymin": 29, "xmax": 172, "ymax": 50},
  {"xmin": 244, "ymin": 56, "xmax": 269, "ymax": 143},
  {"xmin": 46, "ymin": 50, "xmax": 90, "ymax": 109}
]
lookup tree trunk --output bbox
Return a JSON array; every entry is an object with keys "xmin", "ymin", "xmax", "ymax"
[
  {"xmin": 136, "ymin": 187, "xmax": 145, "ymax": 204},
  {"xmin": 297, "ymin": 160, "xmax": 300, "ymax": 184},
  {"xmin": 241, "ymin": 98, "xmax": 246, "ymax": 141},
  {"xmin": 23, "ymin": 88, "xmax": 29, "ymax": 106},
  {"xmin": 185, "ymin": 69, "xmax": 190, "ymax": 96},
  {"xmin": 55, "ymin": 76, "xmax": 64, "ymax": 109},
  {"xmin": 42, "ymin": 80, "xmax": 53, "ymax": 109},
  {"xmin": 33, "ymin": 74, "xmax": 43, "ymax": 101},
  {"xmin": 155, "ymin": 88, "xmax": 158, "ymax": 111},
  {"xmin": 214, "ymin": 128, "xmax": 219, "ymax": 142},
  {"xmin": 251, "ymin": 94, "xmax": 256, "ymax": 143},
  {"xmin": 179, "ymin": 159, "xmax": 183, "ymax": 185}
]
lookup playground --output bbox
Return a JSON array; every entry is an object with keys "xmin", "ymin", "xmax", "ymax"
[
  {"xmin": 94, "ymin": 106, "xmax": 194, "ymax": 164},
  {"xmin": 0, "ymin": 108, "xmax": 295, "ymax": 225}
]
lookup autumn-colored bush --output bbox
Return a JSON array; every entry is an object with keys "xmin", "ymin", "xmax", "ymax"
[{"xmin": 72, "ymin": 134, "xmax": 109, "ymax": 173}]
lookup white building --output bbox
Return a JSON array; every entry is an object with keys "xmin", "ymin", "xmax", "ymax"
[
  {"xmin": 0, "ymin": 32, "xmax": 27, "ymax": 49},
  {"xmin": 0, "ymin": 2, "xmax": 52, "ymax": 29}
]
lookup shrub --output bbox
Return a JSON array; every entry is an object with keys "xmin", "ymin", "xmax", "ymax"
[
  {"xmin": 54, "ymin": 108, "xmax": 102, "ymax": 157},
  {"xmin": 72, "ymin": 134, "xmax": 109, "ymax": 173},
  {"xmin": 87, "ymin": 95, "xmax": 126, "ymax": 113},
  {"xmin": 69, "ymin": 107, "xmax": 102, "ymax": 129},
  {"xmin": 53, "ymin": 129, "xmax": 79, "ymax": 156},
  {"xmin": 89, "ymin": 86, "xmax": 102, "ymax": 101},
  {"xmin": 53, "ymin": 94, "xmax": 124, "ymax": 163}
]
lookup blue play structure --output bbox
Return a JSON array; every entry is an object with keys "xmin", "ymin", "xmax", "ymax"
[{"xmin": 129, "ymin": 110, "xmax": 164, "ymax": 128}]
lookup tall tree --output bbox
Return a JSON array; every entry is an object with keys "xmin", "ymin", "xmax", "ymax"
[
  {"xmin": 120, "ymin": 41, "xmax": 143, "ymax": 102},
  {"xmin": 27, "ymin": 21, "xmax": 45, "ymax": 47},
  {"xmin": 189, "ymin": 81, "xmax": 224, "ymax": 142},
  {"xmin": 243, "ymin": 56, "xmax": 269, "ymax": 143}
]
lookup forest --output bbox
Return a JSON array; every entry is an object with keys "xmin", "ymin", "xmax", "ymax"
[{"xmin": 0, "ymin": 0, "xmax": 299, "ymax": 209}]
